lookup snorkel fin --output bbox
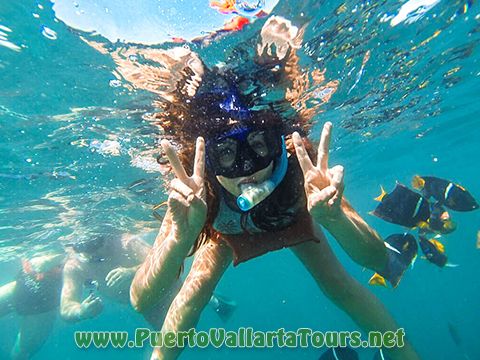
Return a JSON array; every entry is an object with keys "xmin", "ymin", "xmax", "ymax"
[{"xmin": 237, "ymin": 136, "xmax": 288, "ymax": 211}]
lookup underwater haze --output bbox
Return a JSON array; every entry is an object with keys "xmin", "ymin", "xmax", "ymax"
[{"xmin": 0, "ymin": 0, "xmax": 479, "ymax": 359}]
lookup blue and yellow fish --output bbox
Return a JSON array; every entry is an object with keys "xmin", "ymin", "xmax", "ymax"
[{"xmin": 412, "ymin": 175, "xmax": 479, "ymax": 212}]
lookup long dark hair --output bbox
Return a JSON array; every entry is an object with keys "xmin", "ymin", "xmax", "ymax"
[{"xmin": 153, "ymin": 70, "xmax": 316, "ymax": 256}]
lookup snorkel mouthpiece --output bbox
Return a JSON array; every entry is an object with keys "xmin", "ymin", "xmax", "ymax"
[{"xmin": 237, "ymin": 136, "xmax": 287, "ymax": 211}]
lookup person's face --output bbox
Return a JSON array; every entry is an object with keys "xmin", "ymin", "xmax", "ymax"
[
  {"xmin": 80, "ymin": 239, "xmax": 109, "ymax": 263},
  {"xmin": 207, "ymin": 126, "xmax": 280, "ymax": 183},
  {"xmin": 216, "ymin": 160, "xmax": 274, "ymax": 196}
]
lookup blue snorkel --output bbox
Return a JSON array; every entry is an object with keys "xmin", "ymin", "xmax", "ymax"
[{"xmin": 237, "ymin": 136, "xmax": 288, "ymax": 211}]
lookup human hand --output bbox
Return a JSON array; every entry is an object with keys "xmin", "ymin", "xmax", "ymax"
[
  {"xmin": 256, "ymin": 16, "xmax": 302, "ymax": 64},
  {"xmin": 79, "ymin": 293, "xmax": 103, "ymax": 319},
  {"xmin": 292, "ymin": 122, "xmax": 345, "ymax": 223},
  {"xmin": 161, "ymin": 137, "xmax": 207, "ymax": 239},
  {"xmin": 105, "ymin": 267, "xmax": 135, "ymax": 289}
]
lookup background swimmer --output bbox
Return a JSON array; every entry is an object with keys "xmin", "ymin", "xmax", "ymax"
[
  {"xmin": 0, "ymin": 252, "xmax": 64, "ymax": 360},
  {"xmin": 60, "ymin": 231, "xmax": 236, "ymax": 328},
  {"xmin": 60, "ymin": 232, "xmax": 155, "ymax": 323}
]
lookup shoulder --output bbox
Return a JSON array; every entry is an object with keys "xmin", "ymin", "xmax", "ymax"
[
  {"xmin": 63, "ymin": 256, "xmax": 86, "ymax": 278},
  {"xmin": 121, "ymin": 233, "xmax": 152, "ymax": 251}
]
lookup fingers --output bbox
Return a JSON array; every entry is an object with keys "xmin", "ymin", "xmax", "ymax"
[
  {"xmin": 193, "ymin": 137, "xmax": 205, "ymax": 179},
  {"xmin": 330, "ymin": 165, "xmax": 344, "ymax": 192},
  {"xmin": 107, "ymin": 276, "xmax": 120, "ymax": 288},
  {"xmin": 168, "ymin": 190, "xmax": 190, "ymax": 211},
  {"xmin": 292, "ymin": 132, "xmax": 313, "ymax": 175},
  {"xmin": 170, "ymin": 178, "xmax": 195, "ymax": 201},
  {"xmin": 106, "ymin": 269, "xmax": 122, "ymax": 287},
  {"xmin": 84, "ymin": 293, "xmax": 96, "ymax": 303},
  {"xmin": 105, "ymin": 269, "xmax": 117, "ymax": 284},
  {"xmin": 161, "ymin": 139, "xmax": 189, "ymax": 182},
  {"xmin": 83, "ymin": 293, "xmax": 101, "ymax": 305},
  {"xmin": 308, "ymin": 186, "xmax": 337, "ymax": 211},
  {"xmin": 317, "ymin": 122, "xmax": 332, "ymax": 171}
]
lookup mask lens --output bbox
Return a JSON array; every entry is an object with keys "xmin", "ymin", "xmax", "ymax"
[
  {"xmin": 214, "ymin": 138, "xmax": 237, "ymax": 169},
  {"xmin": 247, "ymin": 130, "xmax": 269, "ymax": 157},
  {"xmin": 207, "ymin": 127, "xmax": 281, "ymax": 178}
]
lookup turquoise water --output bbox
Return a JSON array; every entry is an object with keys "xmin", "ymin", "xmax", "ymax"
[{"xmin": 1, "ymin": 0, "xmax": 479, "ymax": 359}]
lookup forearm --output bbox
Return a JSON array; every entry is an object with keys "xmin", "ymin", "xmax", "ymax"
[
  {"xmin": 130, "ymin": 209, "xmax": 200, "ymax": 312},
  {"xmin": 151, "ymin": 240, "xmax": 231, "ymax": 359},
  {"xmin": 60, "ymin": 300, "xmax": 83, "ymax": 322},
  {"xmin": 153, "ymin": 290, "xmax": 212, "ymax": 360},
  {"xmin": 320, "ymin": 199, "xmax": 387, "ymax": 272}
]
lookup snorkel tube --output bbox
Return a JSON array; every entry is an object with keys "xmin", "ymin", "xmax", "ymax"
[{"xmin": 237, "ymin": 136, "xmax": 287, "ymax": 211}]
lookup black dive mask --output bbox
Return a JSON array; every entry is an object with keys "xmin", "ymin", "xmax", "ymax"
[
  {"xmin": 197, "ymin": 86, "xmax": 283, "ymax": 177},
  {"xmin": 206, "ymin": 126, "xmax": 282, "ymax": 178}
]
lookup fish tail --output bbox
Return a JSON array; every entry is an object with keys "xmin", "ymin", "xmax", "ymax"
[
  {"xmin": 368, "ymin": 273, "xmax": 387, "ymax": 287},
  {"xmin": 374, "ymin": 186, "xmax": 387, "ymax": 201},
  {"xmin": 445, "ymin": 263, "xmax": 460, "ymax": 268}
]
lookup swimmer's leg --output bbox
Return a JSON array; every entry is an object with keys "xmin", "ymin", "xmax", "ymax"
[
  {"xmin": 291, "ymin": 228, "xmax": 420, "ymax": 360},
  {"xmin": 141, "ymin": 277, "xmax": 183, "ymax": 330},
  {"xmin": 11, "ymin": 310, "xmax": 56, "ymax": 360},
  {"xmin": 0, "ymin": 281, "xmax": 16, "ymax": 317},
  {"xmin": 152, "ymin": 240, "xmax": 233, "ymax": 360}
]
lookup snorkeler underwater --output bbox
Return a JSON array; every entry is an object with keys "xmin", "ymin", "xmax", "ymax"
[{"xmin": 1, "ymin": 0, "xmax": 479, "ymax": 359}]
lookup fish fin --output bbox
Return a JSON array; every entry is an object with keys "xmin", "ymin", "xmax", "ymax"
[
  {"xmin": 417, "ymin": 221, "xmax": 429, "ymax": 230},
  {"xmin": 429, "ymin": 239, "xmax": 445, "ymax": 253},
  {"xmin": 374, "ymin": 186, "xmax": 387, "ymax": 201},
  {"xmin": 369, "ymin": 273, "xmax": 387, "ymax": 287},
  {"xmin": 210, "ymin": 294, "xmax": 237, "ymax": 322},
  {"xmin": 410, "ymin": 254, "xmax": 417, "ymax": 269},
  {"xmin": 445, "ymin": 263, "xmax": 460, "ymax": 268},
  {"xmin": 412, "ymin": 175, "xmax": 425, "ymax": 190}
]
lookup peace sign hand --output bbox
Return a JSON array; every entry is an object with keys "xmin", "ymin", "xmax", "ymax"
[
  {"xmin": 292, "ymin": 122, "xmax": 345, "ymax": 223},
  {"xmin": 161, "ymin": 137, "xmax": 207, "ymax": 239}
]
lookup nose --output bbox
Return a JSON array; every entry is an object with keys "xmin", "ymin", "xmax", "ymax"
[{"xmin": 243, "ymin": 159, "xmax": 254, "ymax": 173}]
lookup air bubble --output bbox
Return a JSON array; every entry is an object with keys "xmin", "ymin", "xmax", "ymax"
[{"xmin": 41, "ymin": 25, "xmax": 57, "ymax": 40}]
